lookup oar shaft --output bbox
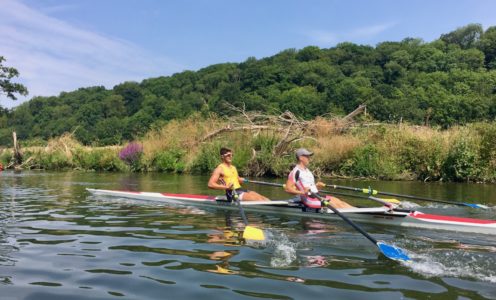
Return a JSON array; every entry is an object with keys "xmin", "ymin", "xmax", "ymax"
[
  {"xmin": 374, "ymin": 190, "xmax": 457, "ymax": 205},
  {"xmin": 312, "ymin": 193, "xmax": 378, "ymax": 244},
  {"xmin": 237, "ymin": 200, "xmax": 249, "ymax": 225},
  {"xmin": 246, "ymin": 180, "xmax": 393, "ymax": 206},
  {"xmin": 327, "ymin": 184, "xmax": 469, "ymax": 206},
  {"xmin": 245, "ymin": 180, "xmax": 284, "ymax": 188}
]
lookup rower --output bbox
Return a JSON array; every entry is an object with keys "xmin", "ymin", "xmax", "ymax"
[
  {"xmin": 284, "ymin": 148, "xmax": 354, "ymax": 210},
  {"xmin": 208, "ymin": 147, "xmax": 269, "ymax": 202}
]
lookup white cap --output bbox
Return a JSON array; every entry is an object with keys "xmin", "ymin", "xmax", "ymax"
[{"xmin": 295, "ymin": 148, "xmax": 313, "ymax": 158}]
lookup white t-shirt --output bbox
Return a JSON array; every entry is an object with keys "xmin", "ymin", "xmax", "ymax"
[{"xmin": 288, "ymin": 165, "xmax": 318, "ymax": 193}]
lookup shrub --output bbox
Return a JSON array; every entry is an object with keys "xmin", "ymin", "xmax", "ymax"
[
  {"xmin": 154, "ymin": 149, "xmax": 186, "ymax": 173},
  {"xmin": 189, "ymin": 142, "xmax": 222, "ymax": 174},
  {"xmin": 340, "ymin": 144, "xmax": 400, "ymax": 179},
  {"xmin": 443, "ymin": 138, "xmax": 481, "ymax": 181},
  {"xmin": 119, "ymin": 142, "xmax": 143, "ymax": 172}
]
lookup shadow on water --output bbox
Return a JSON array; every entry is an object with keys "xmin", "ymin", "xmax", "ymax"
[{"xmin": 0, "ymin": 170, "xmax": 495, "ymax": 299}]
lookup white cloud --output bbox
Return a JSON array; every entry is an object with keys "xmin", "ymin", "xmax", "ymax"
[
  {"xmin": 349, "ymin": 22, "xmax": 396, "ymax": 39},
  {"xmin": 0, "ymin": 0, "xmax": 185, "ymax": 108},
  {"xmin": 304, "ymin": 22, "xmax": 396, "ymax": 46},
  {"xmin": 305, "ymin": 30, "xmax": 338, "ymax": 45}
]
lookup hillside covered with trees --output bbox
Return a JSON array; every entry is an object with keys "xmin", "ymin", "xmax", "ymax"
[{"xmin": 1, "ymin": 23, "xmax": 496, "ymax": 146}]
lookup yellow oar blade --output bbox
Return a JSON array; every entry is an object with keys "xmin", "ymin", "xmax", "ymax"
[
  {"xmin": 242, "ymin": 226, "xmax": 265, "ymax": 241},
  {"xmin": 379, "ymin": 198, "xmax": 401, "ymax": 204}
]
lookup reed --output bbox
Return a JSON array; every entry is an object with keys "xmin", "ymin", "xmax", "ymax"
[{"xmin": 7, "ymin": 117, "xmax": 496, "ymax": 182}]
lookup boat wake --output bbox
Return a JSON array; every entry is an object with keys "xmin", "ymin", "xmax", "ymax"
[
  {"xmin": 265, "ymin": 231, "xmax": 298, "ymax": 268},
  {"xmin": 403, "ymin": 248, "xmax": 496, "ymax": 283}
]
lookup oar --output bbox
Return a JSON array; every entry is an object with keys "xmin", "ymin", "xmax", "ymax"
[
  {"xmin": 244, "ymin": 179, "xmax": 401, "ymax": 205},
  {"xmin": 231, "ymin": 192, "xmax": 265, "ymax": 241},
  {"xmin": 245, "ymin": 179, "xmax": 409, "ymax": 261},
  {"xmin": 310, "ymin": 192, "xmax": 410, "ymax": 262},
  {"xmin": 324, "ymin": 184, "xmax": 489, "ymax": 209}
]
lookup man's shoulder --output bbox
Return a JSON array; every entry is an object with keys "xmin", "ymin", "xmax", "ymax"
[{"xmin": 213, "ymin": 164, "xmax": 224, "ymax": 173}]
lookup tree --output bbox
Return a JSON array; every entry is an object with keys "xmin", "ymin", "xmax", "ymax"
[
  {"xmin": 113, "ymin": 81, "xmax": 144, "ymax": 115},
  {"xmin": 440, "ymin": 23, "xmax": 483, "ymax": 49},
  {"xmin": 0, "ymin": 56, "xmax": 28, "ymax": 101},
  {"xmin": 479, "ymin": 26, "xmax": 496, "ymax": 69},
  {"xmin": 279, "ymin": 86, "xmax": 325, "ymax": 119}
]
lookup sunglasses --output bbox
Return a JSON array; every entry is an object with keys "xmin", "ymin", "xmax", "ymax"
[{"xmin": 222, "ymin": 153, "xmax": 233, "ymax": 157}]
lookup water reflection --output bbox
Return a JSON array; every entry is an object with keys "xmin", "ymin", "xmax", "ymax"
[{"xmin": 0, "ymin": 170, "xmax": 495, "ymax": 299}]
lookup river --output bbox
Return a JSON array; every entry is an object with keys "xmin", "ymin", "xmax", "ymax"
[{"xmin": 1, "ymin": 171, "xmax": 496, "ymax": 299}]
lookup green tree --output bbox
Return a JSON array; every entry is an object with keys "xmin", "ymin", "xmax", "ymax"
[
  {"xmin": 0, "ymin": 56, "xmax": 28, "ymax": 101},
  {"xmin": 440, "ymin": 23, "xmax": 483, "ymax": 49},
  {"xmin": 479, "ymin": 26, "xmax": 496, "ymax": 68},
  {"xmin": 279, "ymin": 86, "xmax": 325, "ymax": 118}
]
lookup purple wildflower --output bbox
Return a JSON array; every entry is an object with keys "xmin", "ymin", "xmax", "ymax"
[{"xmin": 119, "ymin": 142, "xmax": 143, "ymax": 166}]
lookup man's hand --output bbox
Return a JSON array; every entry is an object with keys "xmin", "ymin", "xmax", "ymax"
[
  {"xmin": 300, "ymin": 187, "xmax": 311, "ymax": 195},
  {"xmin": 316, "ymin": 182, "xmax": 326, "ymax": 189}
]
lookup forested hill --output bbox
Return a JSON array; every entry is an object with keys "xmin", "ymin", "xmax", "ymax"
[{"xmin": 1, "ymin": 23, "xmax": 496, "ymax": 146}]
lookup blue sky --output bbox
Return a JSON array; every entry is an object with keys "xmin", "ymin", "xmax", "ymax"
[{"xmin": 1, "ymin": 0, "xmax": 495, "ymax": 107}]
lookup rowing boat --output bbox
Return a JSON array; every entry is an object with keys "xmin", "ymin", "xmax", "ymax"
[{"xmin": 86, "ymin": 188, "xmax": 496, "ymax": 236}]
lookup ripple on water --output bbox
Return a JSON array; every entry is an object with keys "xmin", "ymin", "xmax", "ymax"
[{"xmin": 1, "ymin": 171, "xmax": 496, "ymax": 299}]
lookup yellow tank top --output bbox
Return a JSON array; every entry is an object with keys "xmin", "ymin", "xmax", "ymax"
[{"xmin": 219, "ymin": 163, "xmax": 241, "ymax": 189}]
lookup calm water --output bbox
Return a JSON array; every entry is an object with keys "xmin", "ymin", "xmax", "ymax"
[{"xmin": 1, "ymin": 170, "xmax": 496, "ymax": 299}]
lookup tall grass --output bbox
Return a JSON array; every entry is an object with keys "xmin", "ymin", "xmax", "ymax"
[{"xmin": 7, "ymin": 116, "xmax": 496, "ymax": 182}]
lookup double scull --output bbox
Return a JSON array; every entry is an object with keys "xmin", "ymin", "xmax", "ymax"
[{"xmin": 86, "ymin": 188, "xmax": 496, "ymax": 236}]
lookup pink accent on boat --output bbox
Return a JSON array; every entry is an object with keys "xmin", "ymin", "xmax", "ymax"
[
  {"xmin": 161, "ymin": 193, "xmax": 217, "ymax": 201},
  {"xmin": 410, "ymin": 212, "xmax": 496, "ymax": 224},
  {"xmin": 303, "ymin": 197, "xmax": 322, "ymax": 209}
]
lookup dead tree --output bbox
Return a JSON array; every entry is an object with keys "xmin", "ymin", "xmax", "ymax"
[{"xmin": 7, "ymin": 131, "xmax": 23, "ymax": 169}]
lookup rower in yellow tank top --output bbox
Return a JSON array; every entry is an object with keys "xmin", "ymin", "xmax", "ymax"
[
  {"xmin": 208, "ymin": 147, "xmax": 269, "ymax": 202},
  {"xmin": 218, "ymin": 163, "xmax": 241, "ymax": 190}
]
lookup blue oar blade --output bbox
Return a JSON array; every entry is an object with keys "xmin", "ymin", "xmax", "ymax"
[
  {"xmin": 377, "ymin": 242, "xmax": 410, "ymax": 262},
  {"xmin": 462, "ymin": 203, "xmax": 489, "ymax": 209}
]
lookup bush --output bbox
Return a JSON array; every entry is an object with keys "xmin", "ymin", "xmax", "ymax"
[
  {"xmin": 154, "ymin": 149, "xmax": 186, "ymax": 173},
  {"xmin": 340, "ymin": 144, "xmax": 400, "ymax": 179},
  {"xmin": 189, "ymin": 142, "xmax": 222, "ymax": 174},
  {"xmin": 119, "ymin": 142, "xmax": 143, "ymax": 172},
  {"xmin": 73, "ymin": 148, "xmax": 126, "ymax": 171},
  {"xmin": 443, "ymin": 138, "xmax": 481, "ymax": 181},
  {"xmin": 399, "ymin": 137, "xmax": 447, "ymax": 181},
  {"xmin": 246, "ymin": 134, "xmax": 294, "ymax": 177},
  {"xmin": 0, "ymin": 149, "xmax": 11, "ymax": 165},
  {"xmin": 26, "ymin": 150, "xmax": 72, "ymax": 170}
]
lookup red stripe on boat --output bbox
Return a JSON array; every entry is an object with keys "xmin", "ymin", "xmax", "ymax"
[
  {"xmin": 410, "ymin": 212, "xmax": 496, "ymax": 224},
  {"xmin": 161, "ymin": 193, "xmax": 217, "ymax": 200}
]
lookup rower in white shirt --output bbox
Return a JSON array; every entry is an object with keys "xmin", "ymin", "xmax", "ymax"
[{"xmin": 284, "ymin": 148, "xmax": 354, "ymax": 209}]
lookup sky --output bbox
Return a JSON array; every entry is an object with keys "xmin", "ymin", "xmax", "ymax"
[{"xmin": 1, "ymin": 0, "xmax": 495, "ymax": 108}]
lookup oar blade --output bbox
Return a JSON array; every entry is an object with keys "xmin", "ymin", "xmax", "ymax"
[
  {"xmin": 242, "ymin": 226, "xmax": 266, "ymax": 241},
  {"xmin": 462, "ymin": 203, "xmax": 489, "ymax": 209},
  {"xmin": 378, "ymin": 198, "xmax": 401, "ymax": 204},
  {"xmin": 377, "ymin": 242, "xmax": 410, "ymax": 262}
]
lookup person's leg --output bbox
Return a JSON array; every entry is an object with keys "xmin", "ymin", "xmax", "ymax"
[
  {"xmin": 325, "ymin": 195, "xmax": 354, "ymax": 209},
  {"xmin": 239, "ymin": 191, "xmax": 269, "ymax": 201}
]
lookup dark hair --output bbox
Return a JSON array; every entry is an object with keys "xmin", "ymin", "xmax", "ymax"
[{"xmin": 220, "ymin": 147, "xmax": 232, "ymax": 156}]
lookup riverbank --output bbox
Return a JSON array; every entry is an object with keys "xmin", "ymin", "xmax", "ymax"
[{"xmin": 1, "ymin": 115, "xmax": 495, "ymax": 182}]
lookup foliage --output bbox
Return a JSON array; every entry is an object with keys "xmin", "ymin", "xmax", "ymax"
[
  {"xmin": 153, "ymin": 149, "xmax": 186, "ymax": 173},
  {"xmin": 118, "ymin": 142, "xmax": 143, "ymax": 172},
  {"xmin": 0, "ymin": 56, "xmax": 28, "ymax": 101},
  {"xmin": 189, "ymin": 142, "xmax": 223, "ymax": 174},
  {"xmin": 3, "ymin": 24, "xmax": 496, "ymax": 146},
  {"xmin": 443, "ymin": 137, "xmax": 481, "ymax": 182}
]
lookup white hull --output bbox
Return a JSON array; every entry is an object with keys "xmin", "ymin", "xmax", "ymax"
[{"xmin": 86, "ymin": 189, "xmax": 496, "ymax": 235}]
